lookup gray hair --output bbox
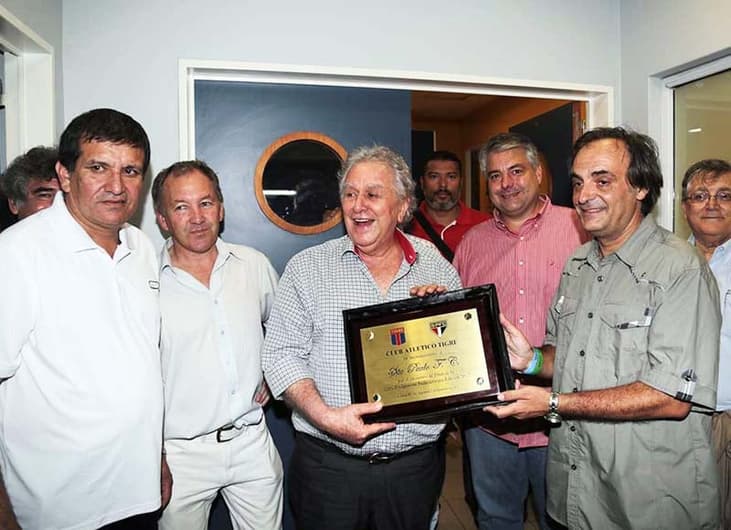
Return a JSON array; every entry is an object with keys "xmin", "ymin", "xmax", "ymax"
[
  {"xmin": 681, "ymin": 159, "xmax": 731, "ymax": 199},
  {"xmin": 1, "ymin": 146, "xmax": 58, "ymax": 204},
  {"xmin": 478, "ymin": 132, "xmax": 540, "ymax": 174},
  {"xmin": 338, "ymin": 145, "xmax": 416, "ymax": 225}
]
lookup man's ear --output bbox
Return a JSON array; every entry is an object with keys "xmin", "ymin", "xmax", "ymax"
[
  {"xmin": 56, "ymin": 161, "xmax": 71, "ymax": 193},
  {"xmin": 635, "ymin": 188, "xmax": 648, "ymax": 201},
  {"xmin": 156, "ymin": 210, "xmax": 170, "ymax": 233},
  {"xmin": 8, "ymin": 198, "xmax": 19, "ymax": 215},
  {"xmin": 535, "ymin": 164, "xmax": 544, "ymax": 185}
]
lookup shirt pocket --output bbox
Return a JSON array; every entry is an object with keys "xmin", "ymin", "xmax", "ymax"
[
  {"xmin": 722, "ymin": 290, "xmax": 731, "ymax": 341},
  {"xmin": 554, "ymin": 296, "xmax": 578, "ymax": 375},
  {"xmin": 599, "ymin": 303, "xmax": 652, "ymax": 381}
]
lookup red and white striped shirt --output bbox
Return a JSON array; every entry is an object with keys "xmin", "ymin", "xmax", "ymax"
[{"xmin": 454, "ymin": 196, "xmax": 588, "ymax": 447}]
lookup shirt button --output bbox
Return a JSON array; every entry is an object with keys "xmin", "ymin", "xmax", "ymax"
[
  {"xmin": 570, "ymin": 425, "xmax": 576, "ymax": 432},
  {"xmin": 518, "ymin": 317, "xmax": 525, "ymax": 324},
  {"xmin": 571, "ymin": 464, "xmax": 577, "ymax": 470},
  {"xmin": 597, "ymin": 275, "xmax": 604, "ymax": 282},
  {"xmin": 587, "ymin": 312, "xmax": 593, "ymax": 319},
  {"xmin": 519, "ymin": 289, "xmax": 525, "ymax": 295},
  {"xmin": 520, "ymin": 236, "xmax": 524, "ymax": 241},
  {"xmin": 519, "ymin": 260, "xmax": 524, "ymax": 266},
  {"xmin": 579, "ymin": 350, "xmax": 585, "ymax": 357},
  {"xmin": 220, "ymin": 330, "xmax": 225, "ymax": 336},
  {"xmin": 572, "ymin": 387, "xmax": 579, "ymax": 392}
]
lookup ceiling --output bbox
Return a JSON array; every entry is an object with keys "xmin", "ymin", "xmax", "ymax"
[{"xmin": 411, "ymin": 91, "xmax": 501, "ymax": 121}]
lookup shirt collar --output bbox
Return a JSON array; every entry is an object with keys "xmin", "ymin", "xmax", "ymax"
[
  {"xmin": 341, "ymin": 229, "xmax": 417, "ymax": 265},
  {"xmin": 50, "ymin": 191, "xmax": 132, "ymax": 258},
  {"xmin": 687, "ymin": 233, "xmax": 731, "ymax": 263},
  {"xmin": 493, "ymin": 195, "xmax": 550, "ymax": 234},
  {"xmin": 584, "ymin": 214, "xmax": 658, "ymax": 269},
  {"xmin": 160, "ymin": 236, "xmax": 231, "ymax": 273}
]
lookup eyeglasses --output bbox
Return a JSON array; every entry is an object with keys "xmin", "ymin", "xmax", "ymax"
[{"xmin": 684, "ymin": 190, "xmax": 731, "ymax": 204}]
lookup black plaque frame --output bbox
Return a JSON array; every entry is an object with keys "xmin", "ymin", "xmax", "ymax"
[{"xmin": 343, "ymin": 284, "xmax": 514, "ymax": 423}]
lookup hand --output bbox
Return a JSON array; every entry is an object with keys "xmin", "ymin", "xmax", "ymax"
[
  {"xmin": 321, "ymin": 401, "xmax": 396, "ymax": 446},
  {"xmin": 483, "ymin": 381, "xmax": 550, "ymax": 421},
  {"xmin": 254, "ymin": 380, "xmax": 271, "ymax": 407},
  {"xmin": 410, "ymin": 284, "xmax": 448, "ymax": 297},
  {"xmin": 499, "ymin": 313, "xmax": 533, "ymax": 371},
  {"xmin": 160, "ymin": 453, "xmax": 173, "ymax": 510}
]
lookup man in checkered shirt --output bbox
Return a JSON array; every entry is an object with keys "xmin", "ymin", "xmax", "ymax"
[{"xmin": 263, "ymin": 145, "xmax": 461, "ymax": 530}]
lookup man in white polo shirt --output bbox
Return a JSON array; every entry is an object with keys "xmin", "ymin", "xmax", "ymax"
[
  {"xmin": 0, "ymin": 108, "xmax": 165, "ymax": 529},
  {"xmin": 152, "ymin": 160, "xmax": 283, "ymax": 529}
]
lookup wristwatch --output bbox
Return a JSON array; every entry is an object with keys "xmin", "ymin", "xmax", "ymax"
[{"xmin": 544, "ymin": 391, "xmax": 561, "ymax": 425}]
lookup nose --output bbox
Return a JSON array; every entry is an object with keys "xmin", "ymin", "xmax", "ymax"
[
  {"xmin": 106, "ymin": 170, "xmax": 124, "ymax": 195},
  {"xmin": 500, "ymin": 173, "xmax": 515, "ymax": 189},
  {"xmin": 573, "ymin": 181, "xmax": 593, "ymax": 205},
  {"xmin": 351, "ymin": 193, "xmax": 366, "ymax": 212},
  {"xmin": 190, "ymin": 205, "xmax": 205, "ymax": 223}
]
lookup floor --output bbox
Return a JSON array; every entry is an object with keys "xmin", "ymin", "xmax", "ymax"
[{"xmin": 437, "ymin": 432, "xmax": 540, "ymax": 530}]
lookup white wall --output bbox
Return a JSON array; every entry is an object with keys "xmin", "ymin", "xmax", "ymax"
[
  {"xmin": 1, "ymin": 0, "xmax": 63, "ymax": 134},
  {"xmin": 620, "ymin": 0, "xmax": 731, "ymax": 132},
  {"xmin": 61, "ymin": 0, "xmax": 621, "ymax": 242}
]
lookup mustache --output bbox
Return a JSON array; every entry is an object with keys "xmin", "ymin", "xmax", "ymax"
[{"xmin": 576, "ymin": 199, "xmax": 605, "ymax": 210}]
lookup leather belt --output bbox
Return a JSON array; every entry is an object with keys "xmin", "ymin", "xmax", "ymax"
[
  {"xmin": 301, "ymin": 433, "xmax": 437, "ymax": 465},
  {"xmin": 215, "ymin": 423, "xmax": 243, "ymax": 443}
]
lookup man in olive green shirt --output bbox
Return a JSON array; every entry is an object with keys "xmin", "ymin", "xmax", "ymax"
[{"xmin": 487, "ymin": 127, "xmax": 720, "ymax": 529}]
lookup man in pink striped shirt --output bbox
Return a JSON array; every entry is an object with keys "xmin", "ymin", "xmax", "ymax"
[{"xmin": 453, "ymin": 132, "xmax": 586, "ymax": 530}]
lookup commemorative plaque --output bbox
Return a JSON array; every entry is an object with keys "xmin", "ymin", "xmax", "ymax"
[{"xmin": 343, "ymin": 284, "xmax": 514, "ymax": 423}]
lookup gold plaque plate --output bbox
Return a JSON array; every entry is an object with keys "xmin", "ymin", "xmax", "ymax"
[
  {"xmin": 343, "ymin": 285, "xmax": 513, "ymax": 422},
  {"xmin": 360, "ymin": 308, "xmax": 493, "ymax": 406}
]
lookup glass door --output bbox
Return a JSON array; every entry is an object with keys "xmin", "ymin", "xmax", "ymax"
[{"xmin": 673, "ymin": 68, "xmax": 731, "ymax": 239}]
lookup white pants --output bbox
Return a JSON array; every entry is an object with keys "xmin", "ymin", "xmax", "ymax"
[{"xmin": 159, "ymin": 419, "xmax": 283, "ymax": 530}]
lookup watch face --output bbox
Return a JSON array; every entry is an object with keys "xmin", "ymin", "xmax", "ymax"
[{"xmin": 544, "ymin": 411, "xmax": 561, "ymax": 425}]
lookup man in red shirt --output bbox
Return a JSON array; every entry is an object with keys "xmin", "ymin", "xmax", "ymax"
[
  {"xmin": 408, "ymin": 150, "xmax": 489, "ymax": 260},
  {"xmin": 453, "ymin": 133, "xmax": 586, "ymax": 529}
]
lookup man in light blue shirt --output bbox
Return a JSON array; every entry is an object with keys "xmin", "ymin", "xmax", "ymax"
[{"xmin": 682, "ymin": 158, "xmax": 731, "ymax": 527}]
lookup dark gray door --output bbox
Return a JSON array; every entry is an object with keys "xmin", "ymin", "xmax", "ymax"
[{"xmin": 195, "ymin": 80, "xmax": 411, "ymax": 530}]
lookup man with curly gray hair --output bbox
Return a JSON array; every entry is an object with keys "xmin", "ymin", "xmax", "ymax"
[
  {"xmin": 1, "ymin": 146, "xmax": 59, "ymax": 223},
  {"xmin": 263, "ymin": 144, "xmax": 461, "ymax": 530}
]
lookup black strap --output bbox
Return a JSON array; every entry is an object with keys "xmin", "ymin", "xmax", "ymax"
[{"xmin": 413, "ymin": 209, "xmax": 454, "ymax": 262}]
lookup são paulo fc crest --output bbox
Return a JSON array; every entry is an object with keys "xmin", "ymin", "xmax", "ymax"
[{"xmin": 430, "ymin": 320, "xmax": 447, "ymax": 337}]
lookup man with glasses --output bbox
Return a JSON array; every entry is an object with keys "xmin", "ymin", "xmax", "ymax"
[
  {"xmin": 0, "ymin": 146, "xmax": 59, "ymax": 226},
  {"xmin": 681, "ymin": 158, "xmax": 731, "ymax": 528}
]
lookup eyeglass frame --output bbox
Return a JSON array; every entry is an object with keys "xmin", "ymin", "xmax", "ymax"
[{"xmin": 682, "ymin": 190, "xmax": 731, "ymax": 204}]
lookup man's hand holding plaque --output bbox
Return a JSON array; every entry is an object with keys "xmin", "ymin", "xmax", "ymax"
[
  {"xmin": 344, "ymin": 284, "xmax": 515, "ymax": 423},
  {"xmin": 284, "ymin": 379, "xmax": 397, "ymax": 446}
]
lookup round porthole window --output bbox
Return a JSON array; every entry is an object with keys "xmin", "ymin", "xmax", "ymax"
[{"xmin": 254, "ymin": 131, "xmax": 346, "ymax": 235}]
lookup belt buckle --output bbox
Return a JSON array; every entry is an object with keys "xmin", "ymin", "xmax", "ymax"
[
  {"xmin": 216, "ymin": 424, "xmax": 236, "ymax": 443},
  {"xmin": 367, "ymin": 452, "xmax": 392, "ymax": 464}
]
